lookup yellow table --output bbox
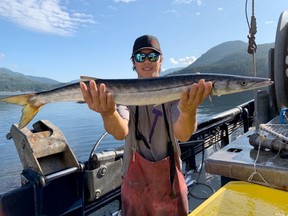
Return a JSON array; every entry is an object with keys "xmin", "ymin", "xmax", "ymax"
[{"xmin": 189, "ymin": 181, "xmax": 288, "ymax": 216}]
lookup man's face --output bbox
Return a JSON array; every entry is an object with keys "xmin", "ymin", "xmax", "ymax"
[{"xmin": 133, "ymin": 49, "xmax": 162, "ymax": 79}]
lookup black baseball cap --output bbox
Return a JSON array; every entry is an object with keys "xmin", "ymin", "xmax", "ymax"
[{"xmin": 132, "ymin": 35, "xmax": 162, "ymax": 55}]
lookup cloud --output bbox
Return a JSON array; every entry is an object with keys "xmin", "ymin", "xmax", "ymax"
[
  {"xmin": 0, "ymin": 53, "xmax": 5, "ymax": 60},
  {"xmin": 0, "ymin": 0, "xmax": 96, "ymax": 36},
  {"xmin": 163, "ymin": 10, "xmax": 180, "ymax": 17},
  {"xmin": 265, "ymin": 20, "xmax": 274, "ymax": 24},
  {"xmin": 170, "ymin": 56, "xmax": 197, "ymax": 65},
  {"xmin": 173, "ymin": 0, "xmax": 203, "ymax": 6},
  {"xmin": 12, "ymin": 64, "xmax": 19, "ymax": 69},
  {"xmin": 108, "ymin": 5, "xmax": 118, "ymax": 10},
  {"xmin": 170, "ymin": 58, "xmax": 179, "ymax": 65},
  {"xmin": 114, "ymin": 0, "xmax": 136, "ymax": 3}
]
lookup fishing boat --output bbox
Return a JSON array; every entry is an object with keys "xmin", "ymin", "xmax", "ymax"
[{"xmin": 1, "ymin": 8, "xmax": 288, "ymax": 216}]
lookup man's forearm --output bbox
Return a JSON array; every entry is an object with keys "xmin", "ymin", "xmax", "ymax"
[
  {"xmin": 101, "ymin": 111, "xmax": 129, "ymax": 140},
  {"xmin": 173, "ymin": 109, "xmax": 197, "ymax": 142}
]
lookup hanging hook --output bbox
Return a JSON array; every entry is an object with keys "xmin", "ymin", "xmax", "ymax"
[{"xmin": 246, "ymin": 0, "xmax": 257, "ymax": 54}]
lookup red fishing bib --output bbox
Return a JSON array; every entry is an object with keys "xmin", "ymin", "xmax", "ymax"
[{"xmin": 121, "ymin": 151, "xmax": 188, "ymax": 216}]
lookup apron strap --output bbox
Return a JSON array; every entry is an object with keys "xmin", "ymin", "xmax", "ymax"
[
  {"xmin": 161, "ymin": 104, "xmax": 176, "ymax": 198},
  {"xmin": 135, "ymin": 106, "xmax": 151, "ymax": 149}
]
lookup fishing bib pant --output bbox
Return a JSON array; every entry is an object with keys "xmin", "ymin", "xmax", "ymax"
[{"xmin": 121, "ymin": 151, "xmax": 188, "ymax": 216}]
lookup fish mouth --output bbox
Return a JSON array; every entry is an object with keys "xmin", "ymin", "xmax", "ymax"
[{"xmin": 253, "ymin": 80, "xmax": 274, "ymax": 88}]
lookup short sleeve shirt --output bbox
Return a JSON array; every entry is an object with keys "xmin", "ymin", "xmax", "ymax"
[{"xmin": 117, "ymin": 101, "xmax": 182, "ymax": 176}]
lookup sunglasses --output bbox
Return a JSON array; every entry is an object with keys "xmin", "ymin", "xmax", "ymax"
[{"xmin": 134, "ymin": 52, "xmax": 160, "ymax": 63}]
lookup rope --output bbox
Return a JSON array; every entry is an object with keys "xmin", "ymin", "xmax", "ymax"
[
  {"xmin": 246, "ymin": 0, "xmax": 257, "ymax": 56},
  {"xmin": 247, "ymin": 134, "xmax": 273, "ymax": 187},
  {"xmin": 245, "ymin": 0, "xmax": 261, "ymax": 131}
]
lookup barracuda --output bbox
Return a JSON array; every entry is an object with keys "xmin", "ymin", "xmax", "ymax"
[{"xmin": 0, "ymin": 73, "xmax": 273, "ymax": 128}]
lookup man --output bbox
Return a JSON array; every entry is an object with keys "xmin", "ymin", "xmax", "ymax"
[{"xmin": 80, "ymin": 35, "xmax": 212, "ymax": 215}]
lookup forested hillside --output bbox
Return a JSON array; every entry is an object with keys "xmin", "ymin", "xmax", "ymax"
[
  {"xmin": 171, "ymin": 41, "xmax": 274, "ymax": 77},
  {"xmin": 0, "ymin": 68, "xmax": 61, "ymax": 92}
]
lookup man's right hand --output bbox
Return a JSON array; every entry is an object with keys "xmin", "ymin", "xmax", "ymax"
[{"xmin": 80, "ymin": 80, "xmax": 116, "ymax": 116}]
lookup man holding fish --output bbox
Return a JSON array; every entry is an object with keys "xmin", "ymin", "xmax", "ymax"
[
  {"xmin": 80, "ymin": 35, "xmax": 212, "ymax": 216},
  {"xmin": 0, "ymin": 34, "xmax": 273, "ymax": 215}
]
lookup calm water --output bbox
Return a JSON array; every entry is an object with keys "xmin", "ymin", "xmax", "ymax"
[{"xmin": 0, "ymin": 92, "xmax": 253, "ymax": 194}]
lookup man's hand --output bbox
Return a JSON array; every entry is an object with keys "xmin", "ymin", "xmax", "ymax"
[
  {"xmin": 178, "ymin": 79, "xmax": 212, "ymax": 114},
  {"xmin": 80, "ymin": 80, "xmax": 116, "ymax": 116},
  {"xmin": 174, "ymin": 79, "xmax": 213, "ymax": 142}
]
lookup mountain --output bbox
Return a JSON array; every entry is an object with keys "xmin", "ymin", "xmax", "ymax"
[
  {"xmin": 0, "ymin": 40, "xmax": 274, "ymax": 92},
  {"xmin": 170, "ymin": 40, "xmax": 274, "ymax": 77},
  {"xmin": 161, "ymin": 67, "xmax": 184, "ymax": 76},
  {"xmin": 0, "ymin": 67, "xmax": 61, "ymax": 92},
  {"xmin": 0, "ymin": 67, "xmax": 60, "ymax": 84}
]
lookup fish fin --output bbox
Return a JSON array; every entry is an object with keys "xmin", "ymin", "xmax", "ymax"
[
  {"xmin": 208, "ymin": 94, "xmax": 215, "ymax": 106},
  {"xmin": 1, "ymin": 94, "xmax": 42, "ymax": 128},
  {"xmin": 0, "ymin": 94, "xmax": 33, "ymax": 106},
  {"xmin": 80, "ymin": 76, "xmax": 98, "ymax": 81},
  {"xmin": 20, "ymin": 102, "xmax": 42, "ymax": 128},
  {"xmin": 208, "ymin": 95, "xmax": 213, "ymax": 103}
]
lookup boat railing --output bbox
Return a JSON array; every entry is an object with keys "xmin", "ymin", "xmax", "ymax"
[{"xmin": 179, "ymin": 100, "xmax": 254, "ymax": 173}]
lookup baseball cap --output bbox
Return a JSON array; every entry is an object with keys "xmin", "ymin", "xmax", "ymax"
[{"xmin": 132, "ymin": 35, "xmax": 162, "ymax": 55}]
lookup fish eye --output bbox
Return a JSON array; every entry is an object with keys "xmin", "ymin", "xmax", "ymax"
[{"xmin": 240, "ymin": 80, "xmax": 247, "ymax": 86}]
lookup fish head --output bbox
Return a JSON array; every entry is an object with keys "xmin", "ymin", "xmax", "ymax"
[{"xmin": 212, "ymin": 75, "xmax": 274, "ymax": 96}]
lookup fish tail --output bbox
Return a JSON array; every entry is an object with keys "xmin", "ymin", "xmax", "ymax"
[{"xmin": 1, "ymin": 94, "xmax": 42, "ymax": 128}]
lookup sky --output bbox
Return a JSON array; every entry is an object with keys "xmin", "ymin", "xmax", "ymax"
[{"xmin": 0, "ymin": 0, "xmax": 287, "ymax": 82}]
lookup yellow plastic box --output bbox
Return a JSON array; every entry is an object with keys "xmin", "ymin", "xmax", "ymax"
[{"xmin": 189, "ymin": 181, "xmax": 288, "ymax": 216}]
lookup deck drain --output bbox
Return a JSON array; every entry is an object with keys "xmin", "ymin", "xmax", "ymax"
[{"xmin": 227, "ymin": 148, "xmax": 242, "ymax": 153}]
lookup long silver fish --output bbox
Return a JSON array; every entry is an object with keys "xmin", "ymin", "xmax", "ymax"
[{"xmin": 0, "ymin": 73, "xmax": 273, "ymax": 128}]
